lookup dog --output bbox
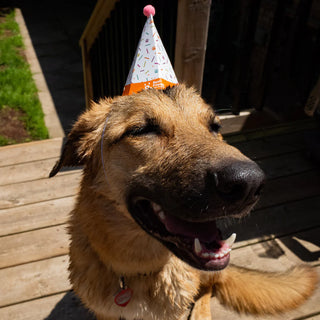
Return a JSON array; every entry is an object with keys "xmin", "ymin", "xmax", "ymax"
[{"xmin": 50, "ymin": 84, "xmax": 317, "ymax": 320}]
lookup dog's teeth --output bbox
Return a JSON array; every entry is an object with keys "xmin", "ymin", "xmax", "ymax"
[
  {"xmin": 224, "ymin": 233, "xmax": 237, "ymax": 248},
  {"xmin": 152, "ymin": 202, "xmax": 162, "ymax": 213},
  {"xmin": 202, "ymin": 252, "xmax": 209, "ymax": 258},
  {"xmin": 194, "ymin": 238, "xmax": 202, "ymax": 254},
  {"xmin": 158, "ymin": 211, "xmax": 166, "ymax": 221},
  {"xmin": 210, "ymin": 252, "xmax": 219, "ymax": 259}
]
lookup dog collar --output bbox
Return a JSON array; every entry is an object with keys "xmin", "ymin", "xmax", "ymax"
[
  {"xmin": 114, "ymin": 271, "xmax": 156, "ymax": 306},
  {"xmin": 114, "ymin": 276, "xmax": 133, "ymax": 307}
]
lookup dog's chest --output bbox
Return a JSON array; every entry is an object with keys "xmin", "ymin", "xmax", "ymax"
[{"xmin": 100, "ymin": 267, "xmax": 198, "ymax": 320}]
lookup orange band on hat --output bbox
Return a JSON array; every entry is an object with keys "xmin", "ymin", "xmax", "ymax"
[{"xmin": 123, "ymin": 78, "xmax": 178, "ymax": 96}]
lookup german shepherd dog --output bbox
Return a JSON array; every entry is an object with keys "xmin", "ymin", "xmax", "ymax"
[{"xmin": 50, "ymin": 85, "xmax": 317, "ymax": 320}]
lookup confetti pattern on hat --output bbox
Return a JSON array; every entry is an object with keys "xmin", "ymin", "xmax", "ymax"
[{"xmin": 123, "ymin": 5, "xmax": 178, "ymax": 96}]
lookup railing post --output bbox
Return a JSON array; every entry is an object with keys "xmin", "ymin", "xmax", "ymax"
[
  {"xmin": 80, "ymin": 39, "xmax": 94, "ymax": 109},
  {"xmin": 174, "ymin": 0, "xmax": 212, "ymax": 93},
  {"xmin": 80, "ymin": 0, "xmax": 118, "ymax": 108}
]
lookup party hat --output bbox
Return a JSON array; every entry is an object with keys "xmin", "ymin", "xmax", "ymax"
[{"xmin": 123, "ymin": 5, "xmax": 178, "ymax": 96}]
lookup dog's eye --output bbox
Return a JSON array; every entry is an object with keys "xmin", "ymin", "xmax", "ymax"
[
  {"xmin": 209, "ymin": 122, "xmax": 221, "ymax": 134},
  {"xmin": 125, "ymin": 123, "xmax": 161, "ymax": 137}
]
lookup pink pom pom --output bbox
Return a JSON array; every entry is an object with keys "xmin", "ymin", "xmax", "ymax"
[{"xmin": 143, "ymin": 5, "xmax": 155, "ymax": 17}]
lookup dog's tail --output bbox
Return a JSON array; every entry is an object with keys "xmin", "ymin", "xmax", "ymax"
[{"xmin": 213, "ymin": 265, "xmax": 318, "ymax": 315}]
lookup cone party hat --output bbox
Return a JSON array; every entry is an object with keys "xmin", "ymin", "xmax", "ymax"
[{"xmin": 123, "ymin": 5, "xmax": 178, "ymax": 96}]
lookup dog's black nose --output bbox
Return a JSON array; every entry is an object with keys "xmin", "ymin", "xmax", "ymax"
[{"xmin": 214, "ymin": 161, "xmax": 265, "ymax": 204}]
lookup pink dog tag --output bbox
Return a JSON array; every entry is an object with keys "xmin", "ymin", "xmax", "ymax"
[{"xmin": 114, "ymin": 288, "xmax": 133, "ymax": 307}]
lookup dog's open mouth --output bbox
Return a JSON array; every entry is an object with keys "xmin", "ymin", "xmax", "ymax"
[{"xmin": 128, "ymin": 198, "xmax": 237, "ymax": 271}]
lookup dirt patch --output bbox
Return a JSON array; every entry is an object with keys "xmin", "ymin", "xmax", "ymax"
[
  {"xmin": 0, "ymin": 107, "xmax": 31, "ymax": 142},
  {"xmin": 0, "ymin": 8, "xmax": 11, "ymax": 24},
  {"xmin": 0, "ymin": 8, "xmax": 15, "ymax": 39},
  {"xmin": 0, "ymin": 29, "xmax": 14, "ymax": 39},
  {"xmin": 0, "ymin": 7, "xmax": 12, "ymax": 17},
  {"xmin": 16, "ymin": 46, "xmax": 27, "ymax": 62}
]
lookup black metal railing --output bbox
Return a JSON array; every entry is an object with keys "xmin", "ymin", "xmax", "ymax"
[{"xmin": 89, "ymin": 0, "xmax": 177, "ymax": 101}]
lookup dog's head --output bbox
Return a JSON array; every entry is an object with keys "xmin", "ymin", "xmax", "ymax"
[{"xmin": 51, "ymin": 85, "xmax": 265, "ymax": 271}]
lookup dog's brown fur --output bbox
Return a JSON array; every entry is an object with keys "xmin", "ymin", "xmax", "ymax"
[{"xmin": 51, "ymin": 85, "xmax": 317, "ymax": 320}]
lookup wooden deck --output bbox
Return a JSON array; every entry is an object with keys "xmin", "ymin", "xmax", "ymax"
[{"xmin": 0, "ymin": 121, "xmax": 319, "ymax": 320}]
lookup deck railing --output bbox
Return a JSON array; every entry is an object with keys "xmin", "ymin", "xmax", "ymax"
[{"xmin": 80, "ymin": 0, "xmax": 211, "ymax": 108}]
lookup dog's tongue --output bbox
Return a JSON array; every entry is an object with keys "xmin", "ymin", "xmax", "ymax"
[{"xmin": 161, "ymin": 213, "xmax": 220, "ymax": 243}]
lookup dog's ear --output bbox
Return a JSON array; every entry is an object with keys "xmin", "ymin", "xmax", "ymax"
[{"xmin": 49, "ymin": 101, "xmax": 111, "ymax": 177}]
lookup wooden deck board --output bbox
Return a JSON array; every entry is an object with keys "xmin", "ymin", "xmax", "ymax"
[
  {"xmin": 227, "ymin": 195, "xmax": 320, "ymax": 247},
  {"xmin": 0, "ymin": 158, "xmax": 79, "ymax": 186},
  {"xmin": 0, "ymin": 138, "xmax": 64, "ymax": 167},
  {"xmin": 256, "ymin": 170, "xmax": 320, "ymax": 210},
  {"xmin": 0, "ymin": 255, "xmax": 70, "ymax": 307},
  {"xmin": 231, "ymin": 130, "xmax": 311, "ymax": 160},
  {"xmin": 0, "ymin": 196, "xmax": 74, "ymax": 236},
  {"xmin": 0, "ymin": 293, "xmax": 66, "ymax": 320},
  {"xmin": 0, "ymin": 124, "xmax": 319, "ymax": 319},
  {"xmin": 0, "ymin": 225, "xmax": 69, "ymax": 269},
  {"xmin": 0, "ymin": 292, "xmax": 95, "ymax": 320},
  {"xmin": 256, "ymin": 151, "xmax": 316, "ymax": 179},
  {"xmin": 0, "ymin": 171, "xmax": 81, "ymax": 209},
  {"xmin": 231, "ymin": 227, "xmax": 320, "ymax": 269},
  {"xmin": 305, "ymin": 314, "xmax": 320, "ymax": 319}
]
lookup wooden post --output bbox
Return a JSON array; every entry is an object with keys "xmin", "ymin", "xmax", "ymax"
[
  {"xmin": 174, "ymin": 0, "xmax": 212, "ymax": 93},
  {"xmin": 80, "ymin": 0, "xmax": 119, "ymax": 52},
  {"xmin": 80, "ymin": 39, "xmax": 94, "ymax": 109},
  {"xmin": 79, "ymin": 0, "xmax": 118, "ymax": 108}
]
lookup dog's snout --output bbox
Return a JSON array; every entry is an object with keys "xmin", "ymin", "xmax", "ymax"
[{"xmin": 212, "ymin": 161, "xmax": 265, "ymax": 204}]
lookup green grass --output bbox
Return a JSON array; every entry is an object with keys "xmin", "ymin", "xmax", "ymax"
[{"xmin": 0, "ymin": 8, "xmax": 48, "ymax": 146}]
